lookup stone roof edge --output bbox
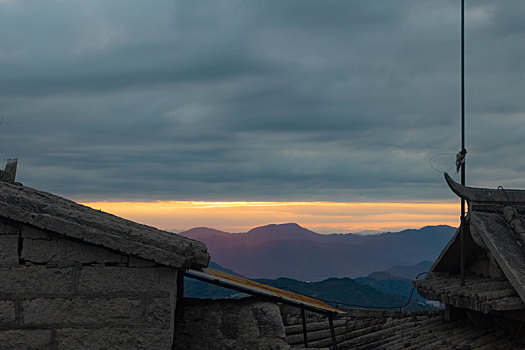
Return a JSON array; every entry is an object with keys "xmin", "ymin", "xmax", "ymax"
[{"xmin": 0, "ymin": 199, "xmax": 209, "ymax": 269}]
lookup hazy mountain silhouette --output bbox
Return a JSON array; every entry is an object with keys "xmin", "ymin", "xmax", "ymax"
[
  {"xmin": 180, "ymin": 224, "xmax": 455, "ymax": 280},
  {"xmin": 352, "ymin": 261, "xmax": 435, "ymax": 308},
  {"xmin": 383, "ymin": 261, "xmax": 434, "ymax": 280},
  {"xmin": 181, "ymin": 227, "xmax": 233, "ymax": 239},
  {"xmin": 184, "ymin": 261, "xmax": 435, "ymax": 311},
  {"xmin": 255, "ymin": 277, "xmax": 431, "ymax": 311}
]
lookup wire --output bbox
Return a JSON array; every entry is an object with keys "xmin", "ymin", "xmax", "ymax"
[
  {"xmin": 429, "ymin": 153, "xmax": 456, "ymax": 174},
  {"xmin": 498, "ymin": 185, "xmax": 511, "ymax": 202},
  {"xmin": 282, "ymin": 271, "xmax": 429, "ymax": 312}
]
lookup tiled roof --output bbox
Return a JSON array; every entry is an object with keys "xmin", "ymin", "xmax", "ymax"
[
  {"xmin": 416, "ymin": 174, "xmax": 525, "ymax": 314},
  {"xmin": 285, "ymin": 309, "xmax": 522, "ymax": 349},
  {"xmin": 338, "ymin": 311, "xmax": 519, "ymax": 350},
  {"xmin": 416, "ymin": 273, "xmax": 523, "ymax": 313}
]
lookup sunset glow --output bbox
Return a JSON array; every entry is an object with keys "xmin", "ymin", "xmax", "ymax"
[{"xmin": 80, "ymin": 200, "xmax": 460, "ymax": 234}]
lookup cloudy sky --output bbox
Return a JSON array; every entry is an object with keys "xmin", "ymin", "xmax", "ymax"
[{"xmin": 1, "ymin": 1, "xmax": 524, "ymax": 232}]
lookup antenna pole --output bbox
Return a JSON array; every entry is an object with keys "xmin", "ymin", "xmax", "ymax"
[{"xmin": 460, "ymin": 0, "xmax": 466, "ymax": 287}]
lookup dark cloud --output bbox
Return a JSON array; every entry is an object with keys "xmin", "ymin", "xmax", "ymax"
[{"xmin": 0, "ymin": 0, "xmax": 524, "ymax": 202}]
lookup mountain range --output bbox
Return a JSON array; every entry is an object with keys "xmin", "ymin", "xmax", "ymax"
[
  {"xmin": 184, "ymin": 261, "xmax": 435, "ymax": 311},
  {"xmin": 180, "ymin": 223, "xmax": 455, "ymax": 280}
]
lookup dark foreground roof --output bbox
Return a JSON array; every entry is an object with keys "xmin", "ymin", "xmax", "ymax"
[
  {"xmin": 415, "ymin": 174, "xmax": 525, "ymax": 315},
  {"xmin": 338, "ymin": 310, "xmax": 521, "ymax": 350},
  {"xmin": 0, "ymin": 181, "xmax": 209, "ymax": 269},
  {"xmin": 285, "ymin": 309, "xmax": 523, "ymax": 349},
  {"xmin": 416, "ymin": 273, "xmax": 523, "ymax": 313}
]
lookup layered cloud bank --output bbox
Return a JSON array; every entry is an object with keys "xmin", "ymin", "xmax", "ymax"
[{"xmin": 2, "ymin": 1, "xmax": 525, "ymax": 203}]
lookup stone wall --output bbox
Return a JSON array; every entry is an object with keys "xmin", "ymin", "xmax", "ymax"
[
  {"xmin": 0, "ymin": 218, "xmax": 178, "ymax": 350},
  {"xmin": 174, "ymin": 297, "xmax": 290, "ymax": 350}
]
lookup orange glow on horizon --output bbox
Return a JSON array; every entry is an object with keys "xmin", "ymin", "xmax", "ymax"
[{"xmin": 79, "ymin": 200, "xmax": 460, "ymax": 234}]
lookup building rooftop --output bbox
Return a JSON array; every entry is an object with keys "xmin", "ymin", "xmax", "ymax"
[
  {"xmin": 338, "ymin": 309, "xmax": 520, "ymax": 350},
  {"xmin": 416, "ymin": 273, "xmax": 523, "ymax": 313},
  {"xmin": 415, "ymin": 173, "xmax": 525, "ymax": 316},
  {"xmin": 0, "ymin": 181, "xmax": 209, "ymax": 269},
  {"xmin": 285, "ymin": 309, "xmax": 523, "ymax": 349}
]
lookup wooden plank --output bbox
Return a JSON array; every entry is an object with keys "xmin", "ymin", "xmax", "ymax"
[{"xmin": 186, "ymin": 268, "xmax": 345, "ymax": 314}]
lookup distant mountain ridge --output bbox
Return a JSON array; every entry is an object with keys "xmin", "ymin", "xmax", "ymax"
[
  {"xmin": 383, "ymin": 261, "xmax": 434, "ymax": 280},
  {"xmin": 184, "ymin": 261, "xmax": 435, "ymax": 311},
  {"xmin": 355, "ymin": 270, "xmax": 430, "ymax": 309},
  {"xmin": 180, "ymin": 223, "xmax": 456, "ymax": 280}
]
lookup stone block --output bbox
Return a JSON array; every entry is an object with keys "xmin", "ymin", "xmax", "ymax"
[
  {"xmin": 55, "ymin": 327, "xmax": 173, "ymax": 350},
  {"xmin": 23, "ymin": 297, "xmax": 143, "ymax": 327},
  {"xmin": 0, "ymin": 330, "xmax": 53, "ymax": 350},
  {"xmin": 174, "ymin": 298, "xmax": 289, "ymax": 350},
  {"xmin": 0, "ymin": 266, "xmax": 73, "ymax": 297},
  {"xmin": 147, "ymin": 297, "xmax": 173, "ymax": 329},
  {"xmin": 0, "ymin": 220, "xmax": 18, "ymax": 235},
  {"xmin": 129, "ymin": 256, "xmax": 156, "ymax": 267},
  {"xmin": 251, "ymin": 302, "xmax": 286, "ymax": 339},
  {"xmin": 0, "ymin": 300, "xmax": 16, "ymax": 327},
  {"xmin": 77, "ymin": 266, "xmax": 177, "ymax": 295},
  {"xmin": 20, "ymin": 224, "xmax": 51, "ymax": 239},
  {"xmin": 21, "ymin": 238, "xmax": 127, "ymax": 265},
  {"xmin": 0, "ymin": 235, "xmax": 19, "ymax": 267}
]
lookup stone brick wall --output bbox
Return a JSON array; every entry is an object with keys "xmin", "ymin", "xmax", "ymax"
[
  {"xmin": 174, "ymin": 297, "xmax": 290, "ymax": 350},
  {"xmin": 0, "ymin": 218, "xmax": 178, "ymax": 350}
]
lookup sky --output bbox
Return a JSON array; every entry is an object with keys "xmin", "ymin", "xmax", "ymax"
[{"xmin": 1, "ymin": 1, "xmax": 525, "ymax": 233}]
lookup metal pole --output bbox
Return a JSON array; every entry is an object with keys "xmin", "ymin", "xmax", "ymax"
[
  {"xmin": 301, "ymin": 307, "xmax": 308, "ymax": 348},
  {"xmin": 460, "ymin": 0, "xmax": 466, "ymax": 287},
  {"xmin": 329, "ymin": 313, "xmax": 338, "ymax": 350}
]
